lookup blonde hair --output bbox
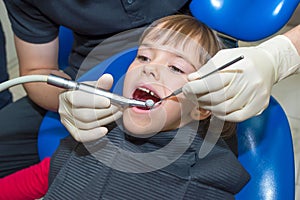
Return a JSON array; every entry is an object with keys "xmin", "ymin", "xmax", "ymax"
[{"xmin": 139, "ymin": 14, "xmax": 223, "ymax": 67}]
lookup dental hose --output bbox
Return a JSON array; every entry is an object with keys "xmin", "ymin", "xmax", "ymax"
[
  {"xmin": 0, "ymin": 75, "xmax": 49, "ymax": 92},
  {"xmin": 0, "ymin": 74, "xmax": 154, "ymax": 108}
]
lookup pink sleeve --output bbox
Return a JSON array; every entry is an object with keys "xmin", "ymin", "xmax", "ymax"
[{"xmin": 0, "ymin": 157, "xmax": 50, "ymax": 200}]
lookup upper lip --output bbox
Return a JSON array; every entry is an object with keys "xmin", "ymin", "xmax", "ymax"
[
  {"xmin": 132, "ymin": 83, "xmax": 162, "ymax": 99},
  {"xmin": 136, "ymin": 86, "xmax": 160, "ymax": 98}
]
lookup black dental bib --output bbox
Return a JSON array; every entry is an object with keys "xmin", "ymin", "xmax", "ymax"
[{"xmin": 46, "ymin": 122, "xmax": 250, "ymax": 200}]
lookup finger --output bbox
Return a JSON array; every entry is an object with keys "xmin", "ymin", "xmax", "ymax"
[
  {"xmin": 197, "ymin": 90, "xmax": 228, "ymax": 106},
  {"xmin": 183, "ymin": 72, "xmax": 234, "ymax": 95},
  {"xmin": 63, "ymin": 90, "xmax": 111, "ymax": 108},
  {"xmin": 71, "ymin": 111, "xmax": 122, "ymax": 130},
  {"xmin": 98, "ymin": 110, "xmax": 122, "ymax": 125},
  {"xmin": 71, "ymin": 106, "xmax": 121, "ymax": 122},
  {"xmin": 197, "ymin": 77, "xmax": 248, "ymax": 106},
  {"xmin": 61, "ymin": 110, "xmax": 122, "ymax": 143},
  {"xmin": 58, "ymin": 96, "xmax": 73, "ymax": 117},
  {"xmin": 205, "ymin": 92, "xmax": 269, "ymax": 122},
  {"xmin": 60, "ymin": 117, "xmax": 83, "ymax": 142},
  {"xmin": 222, "ymin": 85, "xmax": 270, "ymax": 120},
  {"xmin": 200, "ymin": 92, "xmax": 250, "ymax": 117},
  {"xmin": 97, "ymin": 74, "xmax": 114, "ymax": 90},
  {"xmin": 222, "ymin": 102, "xmax": 267, "ymax": 122},
  {"xmin": 72, "ymin": 127, "xmax": 109, "ymax": 143}
]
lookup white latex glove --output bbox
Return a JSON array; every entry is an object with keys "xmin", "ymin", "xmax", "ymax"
[
  {"xmin": 184, "ymin": 35, "xmax": 300, "ymax": 122},
  {"xmin": 59, "ymin": 74, "xmax": 123, "ymax": 142}
]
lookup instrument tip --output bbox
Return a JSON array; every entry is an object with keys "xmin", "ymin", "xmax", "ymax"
[{"xmin": 145, "ymin": 99, "xmax": 155, "ymax": 107}]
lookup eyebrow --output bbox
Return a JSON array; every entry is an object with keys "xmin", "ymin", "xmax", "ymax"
[{"xmin": 139, "ymin": 43, "xmax": 197, "ymax": 70}]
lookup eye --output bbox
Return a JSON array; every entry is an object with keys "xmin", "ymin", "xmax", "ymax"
[
  {"xmin": 137, "ymin": 55, "xmax": 150, "ymax": 63},
  {"xmin": 168, "ymin": 65, "xmax": 185, "ymax": 74}
]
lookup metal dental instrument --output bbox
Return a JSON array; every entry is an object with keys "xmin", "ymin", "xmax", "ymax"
[
  {"xmin": 155, "ymin": 55, "xmax": 244, "ymax": 105},
  {"xmin": 47, "ymin": 74, "xmax": 154, "ymax": 108}
]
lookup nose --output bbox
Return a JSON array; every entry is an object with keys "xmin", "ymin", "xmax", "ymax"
[{"xmin": 143, "ymin": 64, "xmax": 160, "ymax": 80}]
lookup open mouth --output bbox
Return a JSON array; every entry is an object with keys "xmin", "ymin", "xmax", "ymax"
[{"xmin": 132, "ymin": 87, "xmax": 161, "ymax": 110}]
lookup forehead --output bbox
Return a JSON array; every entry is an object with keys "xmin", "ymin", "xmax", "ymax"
[{"xmin": 140, "ymin": 32, "xmax": 207, "ymax": 68}]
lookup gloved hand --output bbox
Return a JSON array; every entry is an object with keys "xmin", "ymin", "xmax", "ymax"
[
  {"xmin": 184, "ymin": 35, "xmax": 300, "ymax": 122},
  {"xmin": 59, "ymin": 74, "xmax": 123, "ymax": 142}
]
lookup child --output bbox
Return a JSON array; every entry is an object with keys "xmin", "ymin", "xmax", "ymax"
[{"xmin": 0, "ymin": 15, "xmax": 249, "ymax": 199}]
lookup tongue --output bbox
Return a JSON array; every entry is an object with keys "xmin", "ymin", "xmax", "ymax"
[{"xmin": 133, "ymin": 89, "xmax": 160, "ymax": 109}]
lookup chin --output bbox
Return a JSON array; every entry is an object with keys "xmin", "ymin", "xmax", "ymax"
[
  {"xmin": 124, "ymin": 125, "xmax": 158, "ymax": 138},
  {"xmin": 122, "ymin": 108, "xmax": 167, "ymax": 138}
]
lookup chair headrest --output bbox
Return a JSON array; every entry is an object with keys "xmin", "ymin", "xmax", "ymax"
[{"xmin": 190, "ymin": 0, "xmax": 299, "ymax": 41}]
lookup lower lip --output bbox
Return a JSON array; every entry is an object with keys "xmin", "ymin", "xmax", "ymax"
[
  {"xmin": 131, "ymin": 107, "xmax": 150, "ymax": 114},
  {"xmin": 131, "ymin": 103, "xmax": 160, "ymax": 113}
]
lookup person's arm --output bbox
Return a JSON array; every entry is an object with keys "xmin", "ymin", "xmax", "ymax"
[
  {"xmin": 14, "ymin": 35, "xmax": 71, "ymax": 111},
  {"xmin": 183, "ymin": 25, "xmax": 300, "ymax": 122},
  {"xmin": 0, "ymin": 157, "xmax": 50, "ymax": 199},
  {"xmin": 284, "ymin": 24, "xmax": 300, "ymax": 54}
]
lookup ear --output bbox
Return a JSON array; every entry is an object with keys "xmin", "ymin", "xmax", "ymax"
[{"xmin": 190, "ymin": 107, "xmax": 211, "ymax": 121}]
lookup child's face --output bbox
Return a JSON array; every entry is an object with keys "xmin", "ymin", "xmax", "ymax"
[{"xmin": 122, "ymin": 39, "xmax": 205, "ymax": 137}]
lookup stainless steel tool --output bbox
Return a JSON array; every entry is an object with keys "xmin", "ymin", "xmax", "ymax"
[{"xmin": 47, "ymin": 74, "xmax": 155, "ymax": 108}]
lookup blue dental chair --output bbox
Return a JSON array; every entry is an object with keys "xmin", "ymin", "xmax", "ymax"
[
  {"xmin": 38, "ymin": 1, "xmax": 298, "ymax": 199},
  {"xmin": 190, "ymin": 0, "xmax": 300, "ymax": 41}
]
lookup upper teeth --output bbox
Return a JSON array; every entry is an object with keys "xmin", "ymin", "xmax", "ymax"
[{"xmin": 138, "ymin": 87, "xmax": 158, "ymax": 98}]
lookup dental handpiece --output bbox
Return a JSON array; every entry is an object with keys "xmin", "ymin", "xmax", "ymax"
[{"xmin": 47, "ymin": 74, "xmax": 155, "ymax": 108}]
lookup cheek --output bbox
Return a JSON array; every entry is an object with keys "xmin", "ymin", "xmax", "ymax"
[
  {"xmin": 122, "ymin": 79, "xmax": 133, "ymax": 97},
  {"xmin": 123, "ymin": 66, "xmax": 140, "ymax": 96},
  {"xmin": 164, "ymin": 96, "xmax": 195, "ymax": 126},
  {"xmin": 161, "ymin": 74, "xmax": 188, "ymax": 92},
  {"xmin": 163, "ymin": 102, "xmax": 183, "ymax": 125}
]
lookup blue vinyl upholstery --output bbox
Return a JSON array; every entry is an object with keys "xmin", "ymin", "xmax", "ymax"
[
  {"xmin": 58, "ymin": 26, "xmax": 73, "ymax": 70},
  {"xmin": 190, "ymin": 0, "xmax": 300, "ymax": 41},
  {"xmin": 236, "ymin": 97, "xmax": 295, "ymax": 199}
]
